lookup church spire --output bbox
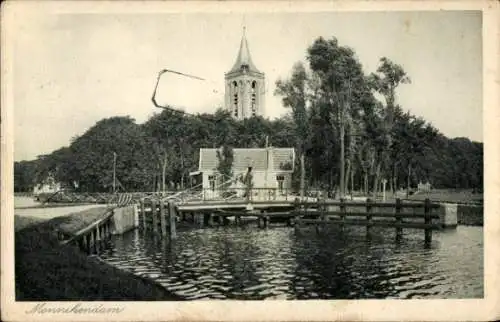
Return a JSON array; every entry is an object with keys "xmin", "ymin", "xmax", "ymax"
[
  {"xmin": 224, "ymin": 25, "xmax": 265, "ymax": 120},
  {"xmin": 228, "ymin": 27, "xmax": 261, "ymax": 74}
]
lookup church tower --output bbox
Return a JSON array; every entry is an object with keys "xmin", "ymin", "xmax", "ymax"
[{"xmin": 224, "ymin": 28, "xmax": 265, "ymax": 120}]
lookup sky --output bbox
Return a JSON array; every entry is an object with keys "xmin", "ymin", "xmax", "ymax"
[{"xmin": 12, "ymin": 10, "xmax": 482, "ymax": 161}]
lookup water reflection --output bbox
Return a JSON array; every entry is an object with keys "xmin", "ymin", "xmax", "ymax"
[{"xmin": 99, "ymin": 225, "xmax": 483, "ymax": 300}]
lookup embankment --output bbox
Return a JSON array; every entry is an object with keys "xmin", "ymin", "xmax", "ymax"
[
  {"xmin": 15, "ymin": 207, "xmax": 183, "ymax": 301},
  {"xmin": 457, "ymin": 204, "xmax": 483, "ymax": 226}
]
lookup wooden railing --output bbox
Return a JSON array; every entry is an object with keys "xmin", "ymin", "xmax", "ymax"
[
  {"xmin": 189, "ymin": 187, "xmax": 298, "ymax": 202},
  {"xmin": 59, "ymin": 208, "xmax": 115, "ymax": 255},
  {"xmin": 291, "ymin": 198, "xmax": 440, "ymax": 245},
  {"xmin": 176, "ymin": 198, "xmax": 441, "ymax": 245},
  {"xmin": 136, "ymin": 197, "xmax": 442, "ymax": 246},
  {"xmin": 59, "ymin": 196, "xmax": 137, "ymax": 254}
]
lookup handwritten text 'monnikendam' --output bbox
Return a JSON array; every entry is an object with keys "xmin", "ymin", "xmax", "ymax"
[{"xmin": 26, "ymin": 303, "xmax": 125, "ymax": 314}]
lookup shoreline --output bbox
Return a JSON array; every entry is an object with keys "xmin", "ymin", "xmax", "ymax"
[{"xmin": 15, "ymin": 211, "xmax": 184, "ymax": 301}]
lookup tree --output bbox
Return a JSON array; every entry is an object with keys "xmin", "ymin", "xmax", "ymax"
[
  {"xmin": 69, "ymin": 116, "xmax": 153, "ymax": 192},
  {"xmin": 216, "ymin": 145, "xmax": 234, "ymax": 191},
  {"xmin": 14, "ymin": 160, "xmax": 37, "ymax": 192},
  {"xmin": 306, "ymin": 37, "xmax": 373, "ymax": 197},
  {"xmin": 368, "ymin": 57, "xmax": 410, "ymax": 197},
  {"xmin": 275, "ymin": 61, "xmax": 310, "ymax": 197}
]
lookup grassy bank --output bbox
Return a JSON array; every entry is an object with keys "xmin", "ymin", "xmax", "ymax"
[
  {"xmin": 14, "ymin": 215, "xmax": 45, "ymax": 232},
  {"xmin": 405, "ymin": 189, "xmax": 483, "ymax": 204},
  {"xmin": 15, "ymin": 208, "xmax": 183, "ymax": 301}
]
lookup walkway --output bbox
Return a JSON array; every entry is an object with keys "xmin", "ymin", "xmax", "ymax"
[{"xmin": 14, "ymin": 197, "xmax": 104, "ymax": 230}]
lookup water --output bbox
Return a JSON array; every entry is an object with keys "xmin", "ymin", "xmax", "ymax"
[{"xmin": 99, "ymin": 224, "xmax": 483, "ymax": 300}]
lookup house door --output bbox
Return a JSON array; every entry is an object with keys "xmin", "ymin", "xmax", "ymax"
[
  {"xmin": 208, "ymin": 175, "xmax": 216, "ymax": 191},
  {"xmin": 276, "ymin": 175, "xmax": 285, "ymax": 194}
]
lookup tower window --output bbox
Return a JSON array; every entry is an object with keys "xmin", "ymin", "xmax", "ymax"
[
  {"xmin": 233, "ymin": 93, "xmax": 238, "ymax": 117},
  {"xmin": 251, "ymin": 81, "xmax": 257, "ymax": 116}
]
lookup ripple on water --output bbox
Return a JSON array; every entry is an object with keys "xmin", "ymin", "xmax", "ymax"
[{"xmin": 98, "ymin": 226, "xmax": 483, "ymax": 300}]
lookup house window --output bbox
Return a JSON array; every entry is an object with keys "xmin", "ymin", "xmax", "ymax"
[
  {"xmin": 276, "ymin": 175, "xmax": 285, "ymax": 192},
  {"xmin": 208, "ymin": 175, "xmax": 216, "ymax": 191}
]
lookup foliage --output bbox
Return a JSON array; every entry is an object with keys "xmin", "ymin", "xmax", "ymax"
[
  {"xmin": 14, "ymin": 160, "xmax": 37, "ymax": 192},
  {"xmin": 216, "ymin": 145, "xmax": 234, "ymax": 189},
  {"xmin": 14, "ymin": 37, "xmax": 483, "ymax": 195}
]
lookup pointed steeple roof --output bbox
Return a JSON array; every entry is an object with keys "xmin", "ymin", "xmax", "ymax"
[{"xmin": 228, "ymin": 27, "xmax": 261, "ymax": 74}]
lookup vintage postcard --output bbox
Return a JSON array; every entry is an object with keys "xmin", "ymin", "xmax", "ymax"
[{"xmin": 1, "ymin": 0, "xmax": 499, "ymax": 321}]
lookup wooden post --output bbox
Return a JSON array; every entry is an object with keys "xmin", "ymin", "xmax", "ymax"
[
  {"xmin": 140, "ymin": 199, "xmax": 146, "ymax": 230},
  {"xmin": 100, "ymin": 224, "xmax": 105, "ymax": 241},
  {"xmin": 395, "ymin": 198, "xmax": 403, "ymax": 241},
  {"xmin": 152, "ymin": 200, "xmax": 158, "ymax": 234},
  {"xmin": 294, "ymin": 198, "xmax": 300, "ymax": 233},
  {"xmin": 366, "ymin": 198, "xmax": 372, "ymax": 237},
  {"xmin": 159, "ymin": 200, "xmax": 167, "ymax": 237},
  {"xmin": 105, "ymin": 220, "xmax": 110, "ymax": 238},
  {"xmin": 340, "ymin": 198, "xmax": 346, "ymax": 231},
  {"xmin": 82, "ymin": 234, "xmax": 88, "ymax": 254},
  {"xmin": 424, "ymin": 198, "xmax": 432, "ymax": 245},
  {"xmin": 101, "ymin": 224, "xmax": 106, "ymax": 240},
  {"xmin": 96, "ymin": 225, "xmax": 101, "ymax": 243},
  {"xmin": 300, "ymin": 154, "xmax": 305, "ymax": 202},
  {"xmin": 89, "ymin": 230, "xmax": 95, "ymax": 254},
  {"xmin": 96, "ymin": 226, "xmax": 102, "ymax": 254},
  {"xmin": 382, "ymin": 179, "xmax": 387, "ymax": 201},
  {"xmin": 203, "ymin": 213, "xmax": 210, "ymax": 227},
  {"xmin": 315, "ymin": 198, "xmax": 322, "ymax": 233},
  {"xmin": 107, "ymin": 220, "xmax": 112, "ymax": 237},
  {"xmin": 169, "ymin": 202, "xmax": 177, "ymax": 240}
]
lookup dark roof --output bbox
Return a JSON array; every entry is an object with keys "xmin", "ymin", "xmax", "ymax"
[
  {"xmin": 227, "ymin": 28, "xmax": 262, "ymax": 75},
  {"xmin": 199, "ymin": 148, "xmax": 295, "ymax": 172}
]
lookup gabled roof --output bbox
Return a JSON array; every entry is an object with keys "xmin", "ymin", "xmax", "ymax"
[
  {"xmin": 199, "ymin": 148, "xmax": 295, "ymax": 173},
  {"xmin": 227, "ymin": 27, "xmax": 262, "ymax": 75}
]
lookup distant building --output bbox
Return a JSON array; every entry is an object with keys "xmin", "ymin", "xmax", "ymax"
[
  {"xmin": 193, "ymin": 147, "xmax": 295, "ymax": 199},
  {"xmin": 33, "ymin": 174, "xmax": 61, "ymax": 196},
  {"xmin": 224, "ymin": 27, "xmax": 266, "ymax": 120},
  {"xmin": 417, "ymin": 181, "xmax": 432, "ymax": 192}
]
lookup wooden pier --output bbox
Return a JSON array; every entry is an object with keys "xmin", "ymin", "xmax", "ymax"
[
  {"xmin": 58, "ymin": 196, "xmax": 138, "ymax": 254},
  {"xmin": 137, "ymin": 197, "xmax": 443, "ymax": 245},
  {"xmin": 138, "ymin": 198, "xmax": 177, "ymax": 239}
]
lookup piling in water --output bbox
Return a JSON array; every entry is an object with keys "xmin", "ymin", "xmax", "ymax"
[
  {"xmin": 160, "ymin": 200, "xmax": 167, "ymax": 237},
  {"xmin": 168, "ymin": 202, "xmax": 177, "ymax": 240}
]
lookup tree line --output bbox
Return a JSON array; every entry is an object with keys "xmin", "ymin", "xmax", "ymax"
[{"xmin": 14, "ymin": 36, "xmax": 483, "ymax": 195}]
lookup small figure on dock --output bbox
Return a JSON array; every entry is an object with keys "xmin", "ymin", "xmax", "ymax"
[{"xmin": 240, "ymin": 166, "xmax": 254, "ymax": 201}]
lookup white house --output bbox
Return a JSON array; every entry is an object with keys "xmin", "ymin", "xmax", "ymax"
[
  {"xmin": 33, "ymin": 174, "xmax": 61, "ymax": 196},
  {"xmin": 192, "ymin": 147, "xmax": 295, "ymax": 200},
  {"xmin": 417, "ymin": 181, "xmax": 432, "ymax": 192}
]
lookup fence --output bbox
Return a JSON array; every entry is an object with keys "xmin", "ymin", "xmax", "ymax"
[{"xmin": 293, "ymin": 198, "xmax": 441, "ymax": 245}]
